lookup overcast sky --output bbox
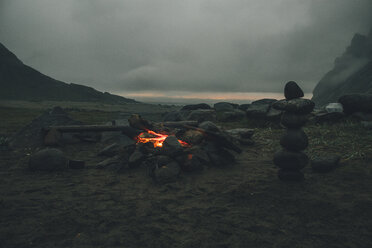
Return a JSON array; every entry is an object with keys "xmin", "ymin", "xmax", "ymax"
[{"xmin": 1, "ymin": 0, "xmax": 372, "ymax": 97}]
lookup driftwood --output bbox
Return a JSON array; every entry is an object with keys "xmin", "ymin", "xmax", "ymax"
[{"xmin": 44, "ymin": 125, "xmax": 142, "ymax": 139}]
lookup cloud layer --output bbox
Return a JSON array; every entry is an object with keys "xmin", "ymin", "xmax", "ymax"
[{"xmin": 1, "ymin": 0, "xmax": 371, "ymax": 94}]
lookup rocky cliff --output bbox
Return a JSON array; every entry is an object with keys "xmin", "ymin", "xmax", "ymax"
[
  {"xmin": 312, "ymin": 29, "xmax": 372, "ymax": 106},
  {"xmin": 0, "ymin": 42, "xmax": 136, "ymax": 104}
]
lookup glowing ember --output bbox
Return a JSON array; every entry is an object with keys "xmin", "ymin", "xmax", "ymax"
[{"xmin": 136, "ymin": 130, "xmax": 189, "ymax": 148}]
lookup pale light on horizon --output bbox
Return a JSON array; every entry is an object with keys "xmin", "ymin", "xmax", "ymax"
[{"xmin": 117, "ymin": 90, "xmax": 313, "ymax": 104}]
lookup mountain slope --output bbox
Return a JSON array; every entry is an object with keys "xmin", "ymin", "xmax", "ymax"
[
  {"xmin": 0, "ymin": 42, "xmax": 136, "ymax": 103},
  {"xmin": 312, "ymin": 29, "xmax": 372, "ymax": 106}
]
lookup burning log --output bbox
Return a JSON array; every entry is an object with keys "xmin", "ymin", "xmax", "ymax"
[{"xmin": 128, "ymin": 114, "xmax": 153, "ymax": 131}]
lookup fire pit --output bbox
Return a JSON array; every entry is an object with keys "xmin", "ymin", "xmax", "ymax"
[{"xmin": 125, "ymin": 114, "xmax": 243, "ymax": 183}]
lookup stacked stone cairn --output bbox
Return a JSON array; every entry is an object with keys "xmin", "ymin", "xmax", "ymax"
[{"xmin": 272, "ymin": 81, "xmax": 315, "ymax": 181}]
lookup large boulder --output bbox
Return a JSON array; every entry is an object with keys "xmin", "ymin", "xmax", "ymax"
[
  {"xmin": 245, "ymin": 104, "xmax": 270, "ymax": 118},
  {"xmin": 246, "ymin": 99, "xmax": 277, "ymax": 118},
  {"xmin": 187, "ymin": 109, "xmax": 217, "ymax": 122},
  {"xmin": 162, "ymin": 110, "xmax": 187, "ymax": 122},
  {"xmin": 338, "ymin": 94, "xmax": 372, "ymax": 114},
  {"xmin": 251, "ymin": 99, "xmax": 277, "ymax": 105},
  {"xmin": 217, "ymin": 110, "xmax": 246, "ymax": 122},
  {"xmin": 181, "ymin": 103, "xmax": 211, "ymax": 111},
  {"xmin": 29, "ymin": 148, "xmax": 68, "ymax": 172},
  {"xmin": 213, "ymin": 102, "xmax": 235, "ymax": 112},
  {"xmin": 238, "ymin": 103, "xmax": 251, "ymax": 111}
]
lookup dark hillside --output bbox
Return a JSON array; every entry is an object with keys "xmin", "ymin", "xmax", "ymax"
[
  {"xmin": 312, "ymin": 29, "xmax": 372, "ymax": 106},
  {"xmin": 0, "ymin": 42, "xmax": 136, "ymax": 104}
]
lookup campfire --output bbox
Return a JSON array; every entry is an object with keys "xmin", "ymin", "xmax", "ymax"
[
  {"xmin": 124, "ymin": 114, "xmax": 246, "ymax": 182},
  {"xmin": 136, "ymin": 130, "xmax": 190, "ymax": 148}
]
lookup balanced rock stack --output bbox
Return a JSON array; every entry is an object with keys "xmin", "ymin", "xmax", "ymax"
[{"xmin": 272, "ymin": 81, "xmax": 315, "ymax": 181}]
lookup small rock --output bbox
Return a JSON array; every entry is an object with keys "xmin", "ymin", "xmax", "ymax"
[
  {"xmin": 281, "ymin": 112, "xmax": 308, "ymax": 128},
  {"xmin": 273, "ymin": 149, "xmax": 308, "ymax": 170},
  {"xmin": 311, "ymin": 155, "xmax": 341, "ymax": 173},
  {"xmin": 180, "ymin": 130, "xmax": 204, "ymax": 145},
  {"xmin": 163, "ymin": 136, "xmax": 182, "ymax": 149},
  {"xmin": 284, "ymin": 81, "xmax": 304, "ymax": 100},
  {"xmin": 280, "ymin": 129, "xmax": 308, "ymax": 151},
  {"xmin": 272, "ymin": 98, "xmax": 315, "ymax": 114},
  {"xmin": 325, "ymin": 103, "xmax": 343, "ymax": 113},
  {"xmin": 29, "ymin": 148, "xmax": 68, "ymax": 172},
  {"xmin": 278, "ymin": 169, "xmax": 304, "ymax": 181},
  {"xmin": 162, "ymin": 136, "xmax": 183, "ymax": 156}
]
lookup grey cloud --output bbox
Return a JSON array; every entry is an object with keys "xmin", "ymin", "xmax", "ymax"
[{"xmin": 1, "ymin": 0, "xmax": 371, "ymax": 94}]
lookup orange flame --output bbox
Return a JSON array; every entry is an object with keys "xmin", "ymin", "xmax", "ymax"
[{"xmin": 136, "ymin": 130, "xmax": 189, "ymax": 148}]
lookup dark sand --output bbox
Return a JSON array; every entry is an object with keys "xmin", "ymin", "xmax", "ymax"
[
  {"xmin": 1, "ymin": 102, "xmax": 372, "ymax": 247},
  {"xmin": 1, "ymin": 142, "xmax": 372, "ymax": 248}
]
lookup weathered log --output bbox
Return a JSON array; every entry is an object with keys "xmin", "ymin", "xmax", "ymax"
[{"xmin": 43, "ymin": 125, "xmax": 142, "ymax": 139}]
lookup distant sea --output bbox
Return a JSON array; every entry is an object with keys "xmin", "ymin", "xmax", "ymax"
[{"xmin": 116, "ymin": 91, "xmax": 313, "ymax": 105}]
